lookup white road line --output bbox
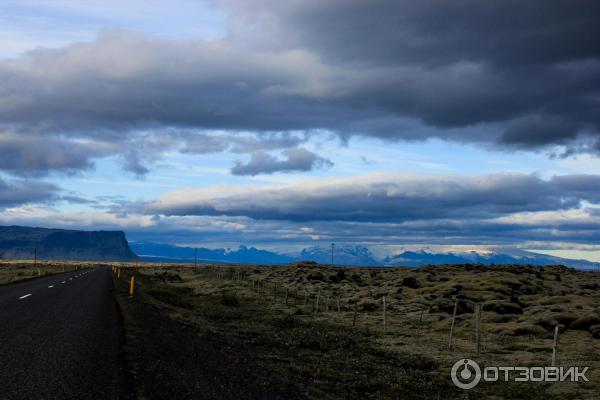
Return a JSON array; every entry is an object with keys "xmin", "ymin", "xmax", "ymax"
[
  {"xmin": 48, "ymin": 285, "xmax": 54, "ymax": 288},
  {"xmin": 18, "ymin": 294, "xmax": 32, "ymax": 300},
  {"xmin": 61, "ymin": 281, "xmax": 66, "ymax": 284}
]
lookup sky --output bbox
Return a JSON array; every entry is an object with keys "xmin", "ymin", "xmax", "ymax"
[{"xmin": 1, "ymin": 0, "xmax": 600, "ymax": 261}]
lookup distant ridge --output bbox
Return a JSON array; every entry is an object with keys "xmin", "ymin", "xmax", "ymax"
[
  {"xmin": 130, "ymin": 242, "xmax": 600, "ymax": 270},
  {"xmin": 0, "ymin": 225, "xmax": 138, "ymax": 261},
  {"xmin": 130, "ymin": 242, "xmax": 295, "ymax": 265}
]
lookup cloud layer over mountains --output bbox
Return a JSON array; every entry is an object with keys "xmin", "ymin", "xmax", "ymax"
[
  {"xmin": 147, "ymin": 173, "xmax": 600, "ymax": 222},
  {"xmin": 123, "ymin": 172, "xmax": 599, "ymax": 248}
]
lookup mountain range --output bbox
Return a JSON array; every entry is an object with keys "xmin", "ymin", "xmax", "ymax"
[
  {"xmin": 0, "ymin": 225, "xmax": 138, "ymax": 261},
  {"xmin": 130, "ymin": 242, "xmax": 296, "ymax": 264},
  {"xmin": 129, "ymin": 242, "xmax": 600, "ymax": 270},
  {"xmin": 1, "ymin": 224, "xmax": 596, "ymax": 269}
]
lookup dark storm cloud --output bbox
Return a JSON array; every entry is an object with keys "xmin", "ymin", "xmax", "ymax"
[
  {"xmin": 14, "ymin": 209, "xmax": 596, "ymax": 249},
  {"xmin": 0, "ymin": 0, "xmax": 597, "ymax": 177},
  {"xmin": 221, "ymin": 0, "xmax": 600, "ymax": 147},
  {"xmin": 0, "ymin": 132, "xmax": 112, "ymax": 176},
  {"xmin": 0, "ymin": 33, "xmax": 330, "ymax": 132},
  {"xmin": 115, "ymin": 171, "xmax": 600, "ymax": 247},
  {"xmin": 230, "ymin": 148, "xmax": 333, "ymax": 176},
  {"xmin": 499, "ymin": 116, "xmax": 582, "ymax": 147},
  {"xmin": 145, "ymin": 173, "xmax": 600, "ymax": 222},
  {"xmin": 267, "ymin": 217, "xmax": 600, "ymax": 247},
  {"xmin": 3, "ymin": 31, "xmax": 597, "ymax": 141},
  {"xmin": 0, "ymin": 34, "xmax": 338, "ymax": 175},
  {"xmin": 225, "ymin": 0, "xmax": 600, "ymax": 66},
  {"xmin": 0, "ymin": 177, "xmax": 58, "ymax": 207}
]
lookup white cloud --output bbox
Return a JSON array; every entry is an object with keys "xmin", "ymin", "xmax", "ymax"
[{"xmin": 146, "ymin": 172, "xmax": 600, "ymax": 222}]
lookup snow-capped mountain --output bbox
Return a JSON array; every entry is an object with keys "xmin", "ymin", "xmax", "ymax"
[
  {"xmin": 384, "ymin": 249, "xmax": 599, "ymax": 269},
  {"xmin": 129, "ymin": 242, "xmax": 600, "ymax": 269},
  {"xmin": 129, "ymin": 242, "xmax": 295, "ymax": 264},
  {"xmin": 299, "ymin": 246, "xmax": 378, "ymax": 266}
]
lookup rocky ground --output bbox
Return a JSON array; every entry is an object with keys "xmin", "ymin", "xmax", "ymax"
[
  {"xmin": 3, "ymin": 261, "xmax": 597, "ymax": 398},
  {"xmin": 112, "ymin": 262, "xmax": 600, "ymax": 399}
]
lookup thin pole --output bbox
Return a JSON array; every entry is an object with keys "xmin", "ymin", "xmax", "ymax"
[
  {"xmin": 475, "ymin": 303, "xmax": 481, "ymax": 355},
  {"xmin": 331, "ymin": 243, "xmax": 335, "ymax": 266},
  {"xmin": 448, "ymin": 299, "xmax": 459, "ymax": 350},
  {"xmin": 551, "ymin": 324, "xmax": 559, "ymax": 367},
  {"xmin": 194, "ymin": 248, "xmax": 197, "ymax": 271},
  {"xmin": 383, "ymin": 296, "xmax": 387, "ymax": 333}
]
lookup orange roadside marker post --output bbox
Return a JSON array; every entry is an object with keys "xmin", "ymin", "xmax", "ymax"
[{"xmin": 129, "ymin": 276, "xmax": 135, "ymax": 296}]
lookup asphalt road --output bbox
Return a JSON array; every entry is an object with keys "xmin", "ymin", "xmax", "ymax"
[{"xmin": 0, "ymin": 268, "xmax": 127, "ymax": 400}]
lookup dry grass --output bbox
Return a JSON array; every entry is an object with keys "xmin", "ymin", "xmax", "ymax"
[
  {"xmin": 117, "ymin": 263, "xmax": 600, "ymax": 399},
  {"xmin": 0, "ymin": 260, "xmax": 93, "ymax": 285}
]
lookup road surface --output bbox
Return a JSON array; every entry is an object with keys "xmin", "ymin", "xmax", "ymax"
[{"xmin": 0, "ymin": 268, "xmax": 127, "ymax": 400}]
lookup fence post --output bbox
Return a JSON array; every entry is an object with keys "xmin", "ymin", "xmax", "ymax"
[
  {"xmin": 475, "ymin": 303, "xmax": 481, "ymax": 355},
  {"xmin": 336, "ymin": 295, "xmax": 341, "ymax": 312},
  {"xmin": 315, "ymin": 291, "xmax": 320, "ymax": 313},
  {"xmin": 448, "ymin": 299, "xmax": 459, "ymax": 350},
  {"xmin": 551, "ymin": 324, "xmax": 559, "ymax": 367},
  {"xmin": 383, "ymin": 296, "xmax": 387, "ymax": 333}
]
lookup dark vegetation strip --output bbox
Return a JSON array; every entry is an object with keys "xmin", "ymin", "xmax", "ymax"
[{"xmin": 114, "ymin": 268, "xmax": 457, "ymax": 400}]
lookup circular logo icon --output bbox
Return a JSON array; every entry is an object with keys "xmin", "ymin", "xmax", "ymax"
[{"xmin": 451, "ymin": 359, "xmax": 481, "ymax": 389}]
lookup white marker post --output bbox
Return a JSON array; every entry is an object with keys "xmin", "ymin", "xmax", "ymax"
[
  {"xmin": 551, "ymin": 324, "xmax": 559, "ymax": 367},
  {"xmin": 448, "ymin": 299, "xmax": 459, "ymax": 350}
]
